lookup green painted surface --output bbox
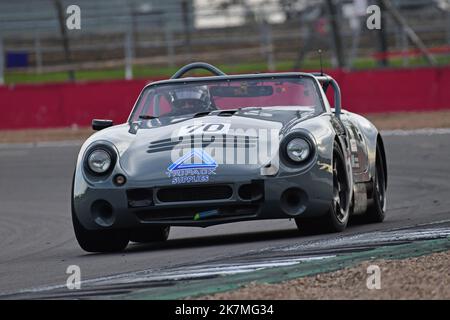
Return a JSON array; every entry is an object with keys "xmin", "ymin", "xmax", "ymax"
[
  {"xmin": 5, "ymin": 56, "xmax": 450, "ymax": 85},
  {"xmin": 116, "ymin": 238, "xmax": 450, "ymax": 300}
]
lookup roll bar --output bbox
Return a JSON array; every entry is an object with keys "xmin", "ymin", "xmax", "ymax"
[
  {"xmin": 312, "ymin": 73, "xmax": 342, "ymax": 118},
  {"xmin": 171, "ymin": 62, "xmax": 227, "ymax": 79},
  {"xmin": 170, "ymin": 63, "xmax": 341, "ymax": 117}
]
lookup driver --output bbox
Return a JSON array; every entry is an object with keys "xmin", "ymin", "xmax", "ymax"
[{"xmin": 167, "ymin": 85, "xmax": 215, "ymax": 116}]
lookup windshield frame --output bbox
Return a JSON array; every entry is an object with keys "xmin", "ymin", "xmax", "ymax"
[{"xmin": 127, "ymin": 73, "xmax": 326, "ymax": 123}]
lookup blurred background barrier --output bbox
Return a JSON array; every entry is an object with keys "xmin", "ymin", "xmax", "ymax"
[
  {"xmin": 1, "ymin": 66, "xmax": 449, "ymax": 130},
  {"xmin": 0, "ymin": 0, "xmax": 449, "ymax": 130},
  {"xmin": 0, "ymin": 0, "xmax": 449, "ymax": 83},
  {"xmin": 0, "ymin": 79, "xmax": 147, "ymax": 129}
]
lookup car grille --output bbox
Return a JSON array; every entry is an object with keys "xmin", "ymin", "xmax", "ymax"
[
  {"xmin": 156, "ymin": 185, "xmax": 233, "ymax": 202},
  {"xmin": 127, "ymin": 181, "xmax": 264, "ymax": 208}
]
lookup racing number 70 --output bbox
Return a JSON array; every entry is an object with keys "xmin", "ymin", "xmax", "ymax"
[{"xmin": 182, "ymin": 123, "xmax": 230, "ymax": 135}]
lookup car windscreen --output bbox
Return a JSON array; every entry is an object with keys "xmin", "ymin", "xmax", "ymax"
[{"xmin": 129, "ymin": 77, "xmax": 324, "ymax": 121}]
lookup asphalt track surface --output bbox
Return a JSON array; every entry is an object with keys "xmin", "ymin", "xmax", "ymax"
[{"xmin": 1, "ymin": 131, "xmax": 450, "ymax": 297}]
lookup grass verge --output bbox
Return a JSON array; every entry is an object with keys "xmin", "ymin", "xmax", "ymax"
[{"xmin": 5, "ymin": 56, "xmax": 450, "ymax": 85}]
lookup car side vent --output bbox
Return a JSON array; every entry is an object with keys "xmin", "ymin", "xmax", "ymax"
[{"xmin": 193, "ymin": 111, "xmax": 211, "ymax": 118}]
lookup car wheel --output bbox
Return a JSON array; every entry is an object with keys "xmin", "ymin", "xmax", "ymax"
[
  {"xmin": 72, "ymin": 210, "xmax": 129, "ymax": 253},
  {"xmin": 296, "ymin": 143, "xmax": 350, "ymax": 234},
  {"xmin": 130, "ymin": 226, "xmax": 170, "ymax": 243},
  {"xmin": 71, "ymin": 173, "xmax": 129, "ymax": 253},
  {"xmin": 362, "ymin": 143, "xmax": 387, "ymax": 223}
]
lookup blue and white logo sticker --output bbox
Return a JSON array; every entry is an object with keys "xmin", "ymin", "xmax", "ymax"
[{"xmin": 167, "ymin": 149, "xmax": 217, "ymax": 184}]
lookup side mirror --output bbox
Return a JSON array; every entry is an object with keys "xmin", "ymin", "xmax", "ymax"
[{"xmin": 92, "ymin": 119, "xmax": 114, "ymax": 131}]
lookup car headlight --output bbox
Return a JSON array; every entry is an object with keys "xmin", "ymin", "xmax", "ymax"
[
  {"xmin": 87, "ymin": 149, "xmax": 112, "ymax": 174},
  {"xmin": 286, "ymin": 137, "xmax": 311, "ymax": 162}
]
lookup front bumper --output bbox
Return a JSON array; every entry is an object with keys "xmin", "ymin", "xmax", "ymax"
[{"xmin": 73, "ymin": 171, "xmax": 332, "ymax": 230}]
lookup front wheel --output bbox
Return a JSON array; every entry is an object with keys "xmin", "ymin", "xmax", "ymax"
[
  {"xmin": 71, "ymin": 172, "xmax": 129, "ymax": 253},
  {"xmin": 72, "ymin": 210, "xmax": 129, "ymax": 253},
  {"xmin": 296, "ymin": 143, "xmax": 350, "ymax": 234}
]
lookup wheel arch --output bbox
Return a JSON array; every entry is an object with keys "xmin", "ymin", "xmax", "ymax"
[
  {"xmin": 333, "ymin": 133, "xmax": 354, "ymax": 207},
  {"xmin": 333, "ymin": 134, "xmax": 347, "ymax": 157},
  {"xmin": 377, "ymin": 134, "xmax": 388, "ymax": 188}
]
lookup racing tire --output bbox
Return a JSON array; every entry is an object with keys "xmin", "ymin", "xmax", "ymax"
[
  {"xmin": 71, "ymin": 173, "xmax": 129, "ymax": 253},
  {"xmin": 130, "ymin": 226, "xmax": 170, "ymax": 243},
  {"xmin": 72, "ymin": 210, "xmax": 129, "ymax": 253},
  {"xmin": 361, "ymin": 143, "xmax": 387, "ymax": 223},
  {"xmin": 295, "ymin": 143, "xmax": 350, "ymax": 234}
]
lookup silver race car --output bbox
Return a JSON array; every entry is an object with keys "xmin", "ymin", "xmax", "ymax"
[{"xmin": 72, "ymin": 62, "xmax": 387, "ymax": 252}]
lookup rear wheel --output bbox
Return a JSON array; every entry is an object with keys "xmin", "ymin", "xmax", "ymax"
[
  {"xmin": 295, "ymin": 143, "xmax": 350, "ymax": 234},
  {"xmin": 130, "ymin": 226, "xmax": 170, "ymax": 243},
  {"xmin": 362, "ymin": 143, "xmax": 387, "ymax": 223}
]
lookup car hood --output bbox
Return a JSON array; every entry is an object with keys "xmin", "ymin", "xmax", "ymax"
[{"xmin": 113, "ymin": 108, "xmax": 316, "ymax": 184}]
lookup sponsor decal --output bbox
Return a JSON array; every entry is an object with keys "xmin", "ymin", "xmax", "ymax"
[
  {"xmin": 193, "ymin": 209, "xmax": 220, "ymax": 221},
  {"xmin": 350, "ymin": 139, "xmax": 358, "ymax": 152},
  {"xmin": 166, "ymin": 149, "xmax": 217, "ymax": 184}
]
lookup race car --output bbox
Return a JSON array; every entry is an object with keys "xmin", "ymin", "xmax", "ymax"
[{"xmin": 72, "ymin": 62, "xmax": 387, "ymax": 252}]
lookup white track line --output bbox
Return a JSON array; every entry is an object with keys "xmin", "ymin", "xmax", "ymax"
[
  {"xmin": 14, "ymin": 255, "xmax": 335, "ymax": 294},
  {"xmin": 279, "ymin": 227, "xmax": 450, "ymax": 252}
]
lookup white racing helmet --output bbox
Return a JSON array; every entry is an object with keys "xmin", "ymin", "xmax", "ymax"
[{"xmin": 168, "ymin": 85, "xmax": 214, "ymax": 114}]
